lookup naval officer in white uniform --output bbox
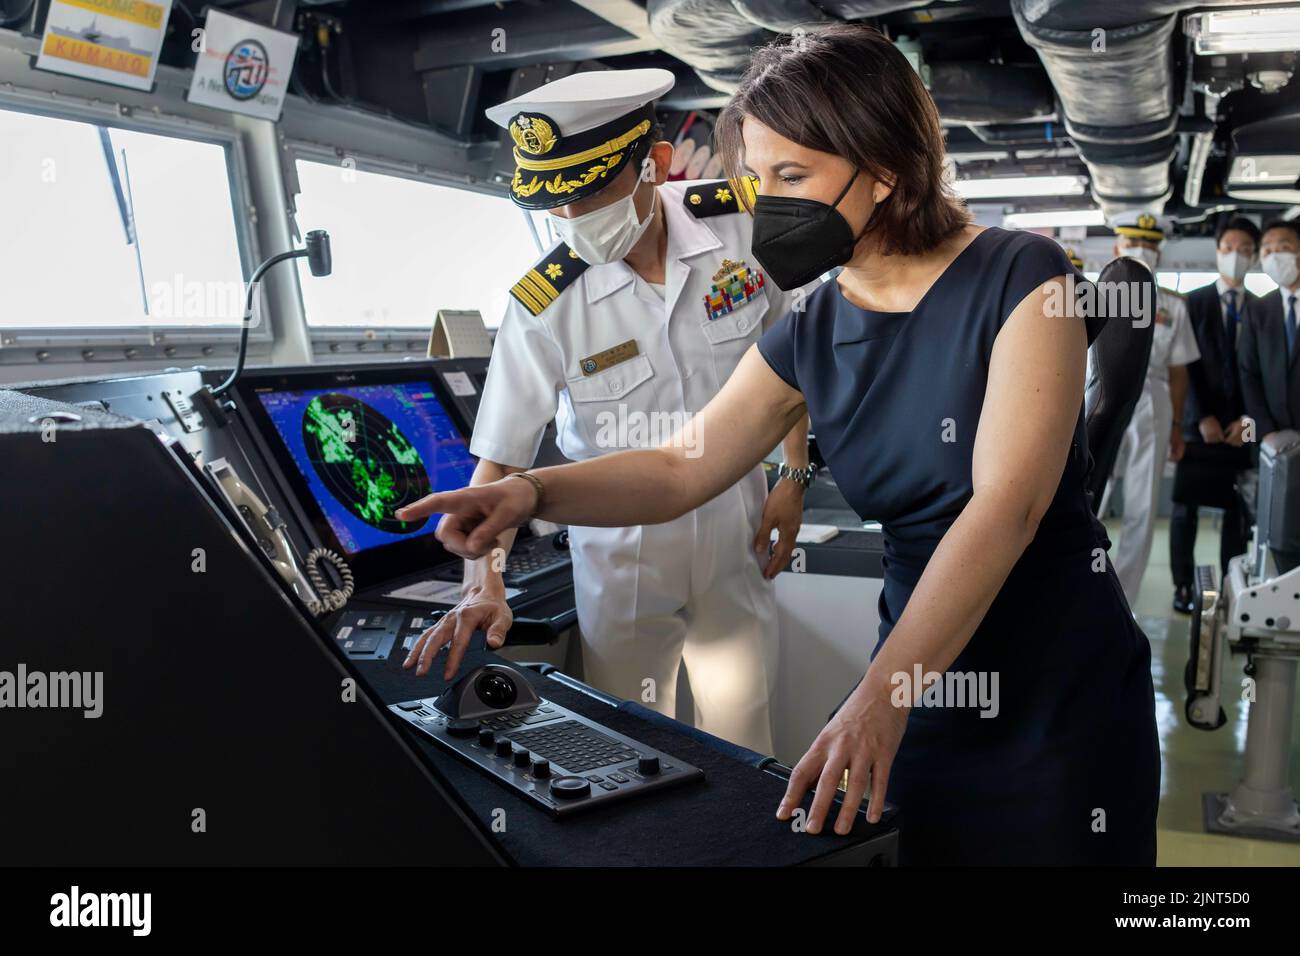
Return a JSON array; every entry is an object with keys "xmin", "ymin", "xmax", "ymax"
[
  {"xmin": 400, "ymin": 69, "xmax": 816, "ymax": 753},
  {"xmin": 1106, "ymin": 211, "xmax": 1200, "ymax": 608}
]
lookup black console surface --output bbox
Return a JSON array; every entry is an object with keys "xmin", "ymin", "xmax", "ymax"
[{"xmin": 357, "ymin": 637, "xmax": 894, "ymax": 866}]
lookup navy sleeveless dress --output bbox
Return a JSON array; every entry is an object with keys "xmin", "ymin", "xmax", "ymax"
[{"xmin": 757, "ymin": 227, "xmax": 1159, "ymax": 865}]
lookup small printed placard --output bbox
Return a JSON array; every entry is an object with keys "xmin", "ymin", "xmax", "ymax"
[
  {"xmin": 442, "ymin": 371, "xmax": 477, "ymax": 397},
  {"xmin": 36, "ymin": 0, "xmax": 174, "ymax": 92},
  {"xmin": 187, "ymin": 9, "xmax": 300, "ymax": 121}
]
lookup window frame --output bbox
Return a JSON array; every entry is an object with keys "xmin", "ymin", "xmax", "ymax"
[
  {"xmin": 283, "ymin": 138, "xmax": 539, "ymax": 357},
  {"xmin": 0, "ymin": 84, "xmax": 263, "ymax": 351}
]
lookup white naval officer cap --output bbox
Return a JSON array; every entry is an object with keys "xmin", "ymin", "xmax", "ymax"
[
  {"xmin": 1110, "ymin": 209, "xmax": 1172, "ymax": 243},
  {"xmin": 484, "ymin": 68, "xmax": 675, "ymax": 211}
]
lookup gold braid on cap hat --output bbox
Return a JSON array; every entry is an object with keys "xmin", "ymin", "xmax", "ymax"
[{"xmin": 510, "ymin": 119, "xmax": 652, "ymax": 199}]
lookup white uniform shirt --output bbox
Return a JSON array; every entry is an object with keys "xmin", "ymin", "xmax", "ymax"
[
  {"xmin": 472, "ymin": 179, "xmax": 813, "ymax": 468},
  {"xmin": 1147, "ymin": 288, "xmax": 1200, "ymax": 387}
]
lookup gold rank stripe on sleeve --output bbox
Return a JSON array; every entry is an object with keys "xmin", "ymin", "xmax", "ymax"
[
  {"xmin": 683, "ymin": 176, "xmax": 760, "ymax": 218},
  {"xmin": 509, "ymin": 242, "xmax": 589, "ymax": 316}
]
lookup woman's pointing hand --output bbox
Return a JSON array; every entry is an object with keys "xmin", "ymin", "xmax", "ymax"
[{"xmin": 395, "ymin": 476, "xmax": 537, "ymax": 559}]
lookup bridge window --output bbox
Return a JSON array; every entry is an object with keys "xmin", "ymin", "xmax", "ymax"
[
  {"xmin": 292, "ymin": 158, "xmax": 542, "ymax": 330},
  {"xmin": 1084, "ymin": 269, "xmax": 1281, "ymax": 297},
  {"xmin": 0, "ymin": 104, "xmax": 247, "ymax": 329}
]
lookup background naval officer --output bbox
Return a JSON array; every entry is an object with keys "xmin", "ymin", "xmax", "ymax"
[
  {"xmin": 400, "ymin": 69, "xmax": 815, "ymax": 754},
  {"xmin": 1106, "ymin": 211, "xmax": 1199, "ymax": 610}
]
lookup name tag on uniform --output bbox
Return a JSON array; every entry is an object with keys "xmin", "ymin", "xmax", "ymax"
[{"xmin": 579, "ymin": 339, "xmax": 639, "ymax": 376}]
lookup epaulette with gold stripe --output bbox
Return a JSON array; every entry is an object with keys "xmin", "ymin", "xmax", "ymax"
[
  {"xmin": 683, "ymin": 176, "xmax": 759, "ymax": 218},
  {"xmin": 509, "ymin": 242, "xmax": 589, "ymax": 316}
]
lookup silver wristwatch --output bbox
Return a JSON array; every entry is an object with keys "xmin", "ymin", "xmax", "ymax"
[{"xmin": 777, "ymin": 462, "xmax": 817, "ymax": 489}]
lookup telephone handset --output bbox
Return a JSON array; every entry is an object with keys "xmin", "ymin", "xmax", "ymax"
[{"xmin": 206, "ymin": 458, "xmax": 353, "ymax": 616}]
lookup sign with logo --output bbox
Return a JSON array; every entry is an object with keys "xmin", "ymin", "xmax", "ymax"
[
  {"xmin": 35, "ymin": 0, "xmax": 173, "ymax": 92},
  {"xmin": 186, "ymin": 9, "xmax": 299, "ymax": 121}
]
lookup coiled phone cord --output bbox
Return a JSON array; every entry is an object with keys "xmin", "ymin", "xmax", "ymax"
[{"xmin": 304, "ymin": 547, "xmax": 355, "ymax": 616}]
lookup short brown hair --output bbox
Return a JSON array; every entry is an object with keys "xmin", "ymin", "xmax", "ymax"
[
  {"xmin": 716, "ymin": 23, "xmax": 969, "ymax": 257},
  {"xmin": 1262, "ymin": 219, "xmax": 1300, "ymax": 245}
]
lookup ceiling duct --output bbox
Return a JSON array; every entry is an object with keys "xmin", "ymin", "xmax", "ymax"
[
  {"xmin": 645, "ymin": 1, "xmax": 976, "ymax": 92},
  {"xmin": 1011, "ymin": 0, "xmax": 1189, "ymax": 218},
  {"xmin": 646, "ymin": 0, "xmax": 1055, "ymax": 124},
  {"xmin": 646, "ymin": 0, "xmax": 783, "ymax": 91}
]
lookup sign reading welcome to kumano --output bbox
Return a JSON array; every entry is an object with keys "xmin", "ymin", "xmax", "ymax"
[
  {"xmin": 36, "ymin": 0, "xmax": 174, "ymax": 92},
  {"xmin": 186, "ymin": 9, "xmax": 299, "ymax": 122}
]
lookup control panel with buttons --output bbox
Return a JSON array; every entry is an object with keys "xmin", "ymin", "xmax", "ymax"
[
  {"xmin": 389, "ymin": 664, "xmax": 704, "ymax": 816},
  {"xmin": 331, "ymin": 609, "xmax": 406, "ymax": 659}
]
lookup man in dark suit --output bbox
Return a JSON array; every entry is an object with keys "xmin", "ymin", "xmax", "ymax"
[
  {"xmin": 1241, "ymin": 221, "xmax": 1300, "ymax": 441},
  {"xmin": 1171, "ymin": 216, "xmax": 1261, "ymax": 612}
]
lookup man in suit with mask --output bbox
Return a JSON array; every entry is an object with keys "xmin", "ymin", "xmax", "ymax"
[
  {"xmin": 1171, "ymin": 216, "xmax": 1261, "ymax": 612},
  {"xmin": 1239, "ymin": 220, "xmax": 1300, "ymax": 444}
]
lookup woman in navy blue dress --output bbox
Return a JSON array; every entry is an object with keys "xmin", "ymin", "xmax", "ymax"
[{"xmin": 400, "ymin": 24, "xmax": 1160, "ymax": 865}]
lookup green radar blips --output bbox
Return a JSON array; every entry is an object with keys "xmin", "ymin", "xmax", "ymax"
[{"xmin": 301, "ymin": 393, "xmax": 432, "ymax": 533}]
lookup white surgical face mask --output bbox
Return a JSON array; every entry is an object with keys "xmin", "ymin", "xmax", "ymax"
[
  {"xmin": 1121, "ymin": 245, "xmax": 1159, "ymax": 271},
  {"xmin": 550, "ymin": 184, "xmax": 656, "ymax": 265},
  {"xmin": 1217, "ymin": 249, "xmax": 1252, "ymax": 283},
  {"xmin": 1262, "ymin": 251, "xmax": 1300, "ymax": 289}
]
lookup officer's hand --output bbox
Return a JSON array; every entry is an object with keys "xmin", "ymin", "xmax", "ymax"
[
  {"xmin": 1169, "ymin": 428, "xmax": 1185, "ymax": 463},
  {"xmin": 754, "ymin": 479, "xmax": 804, "ymax": 579},
  {"xmin": 777, "ymin": 674, "xmax": 907, "ymax": 834},
  {"xmin": 396, "ymin": 479, "xmax": 536, "ymax": 559},
  {"xmin": 1199, "ymin": 416, "xmax": 1225, "ymax": 444},
  {"xmin": 1224, "ymin": 417, "xmax": 1246, "ymax": 447},
  {"xmin": 403, "ymin": 586, "xmax": 513, "ymax": 680}
]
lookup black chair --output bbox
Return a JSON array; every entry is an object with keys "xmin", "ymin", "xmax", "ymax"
[{"xmin": 1082, "ymin": 257, "xmax": 1157, "ymax": 512}]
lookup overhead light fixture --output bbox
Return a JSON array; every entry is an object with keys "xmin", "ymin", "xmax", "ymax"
[
  {"xmin": 1227, "ymin": 153, "xmax": 1300, "ymax": 186},
  {"xmin": 954, "ymin": 175, "xmax": 1088, "ymax": 199},
  {"xmin": 1185, "ymin": 7, "xmax": 1300, "ymax": 55},
  {"xmin": 1227, "ymin": 113, "xmax": 1300, "ymax": 205},
  {"xmin": 1002, "ymin": 208, "xmax": 1106, "ymax": 229},
  {"xmin": 1227, "ymin": 186, "xmax": 1300, "ymax": 203}
]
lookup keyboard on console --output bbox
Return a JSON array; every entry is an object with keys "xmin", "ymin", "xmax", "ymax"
[
  {"xmin": 427, "ymin": 535, "xmax": 569, "ymax": 587},
  {"xmin": 501, "ymin": 546, "xmax": 569, "ymax": 585}
]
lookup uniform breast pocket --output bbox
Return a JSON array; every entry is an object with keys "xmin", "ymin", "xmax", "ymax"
[
  {"xmin": 701, "ymin": 296, "xmax": 766, "ymax": 374},
  {"xmin": 564, "ymin": 354, "xmax": 657, "ymax": 454}
]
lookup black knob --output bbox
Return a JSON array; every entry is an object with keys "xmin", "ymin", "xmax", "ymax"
[
  {"xmin": 477, "ymin": 728, "xmax": 495, "ymax": 748},
  {"xmin": 531, "ymin": 757, "xmax": 551, "ymax": 778},
  {"xmin": 637, "ymin": 754, "xmax": 660, "ymax": 776},
  {"xmin": 446, "ymin": 719, "xmax": 478, "ymax": 738},
  {"xmin": 495, "ymin": 738, "xmax": 513, "ymax": 758},
  {"xmin": 549, "ymin": 776, "xmax": 591, "ymax": 799},
  {"xmin": 512, "ymin": 746, "xmax": 530, "ymax": 768}
]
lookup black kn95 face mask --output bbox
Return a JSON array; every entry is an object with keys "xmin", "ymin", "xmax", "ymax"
[{"xmin": 750, "ymin": 170, "xmax": 871, "ymax": 290}]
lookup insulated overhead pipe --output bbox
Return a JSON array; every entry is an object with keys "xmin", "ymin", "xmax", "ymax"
[{"xmin": 1010, "ymin": 0, "xmax": 1194, "ymax": 217}]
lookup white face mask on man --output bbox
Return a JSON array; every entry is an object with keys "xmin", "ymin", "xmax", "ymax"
[
  {"xmin": 550, "ymin": 183, "xmax": 657, "ymax": 265},
  {"xmin": 1262, "ymin": 251, "xmax": 1300, "ymax": 289},
  {"xmin": 1216, "ymin": 250, "xmax": 1252, "ymax": 283}
]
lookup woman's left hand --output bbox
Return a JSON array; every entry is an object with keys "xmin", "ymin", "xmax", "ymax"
[{"xmin": 776, "ymin": 675, "xmax": 908, "ymax": 834}]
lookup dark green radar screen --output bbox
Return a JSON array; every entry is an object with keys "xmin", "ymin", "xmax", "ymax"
[{"xmin": 301, "ymin": 393, "xmax": 431, "ymax": 533}]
